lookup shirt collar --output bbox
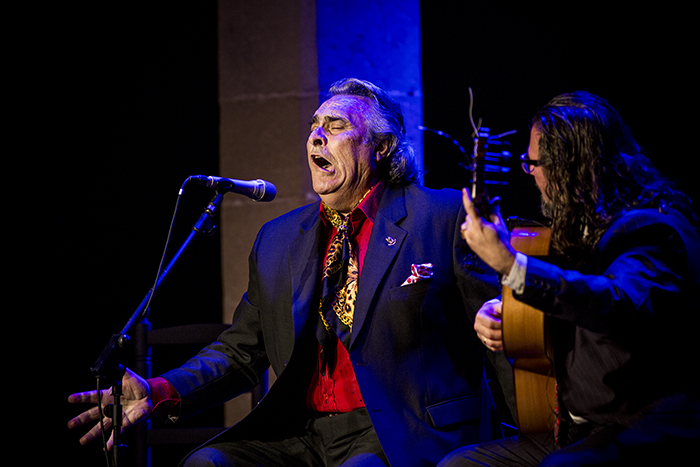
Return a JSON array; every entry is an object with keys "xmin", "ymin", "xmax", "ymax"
[{"xmin": 319, "ymin": 180, "xmax": 386, "ymax": 231}]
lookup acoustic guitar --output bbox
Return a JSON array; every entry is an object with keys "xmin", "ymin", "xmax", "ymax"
[
  {"xmin": 471, "ymin": 131, "xmax": 557, "ymax": 434},
  {"xmin": 501, "ymin": 222, "xmax": 556, "ymax": 434}
]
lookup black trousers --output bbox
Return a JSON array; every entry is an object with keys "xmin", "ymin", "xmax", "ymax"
[
  {"xmin": 181, "ymin": 408, "xmax": 388, "ymax": 467},
  {"xmin": 438, "ymin": 406, "xmax": 699, "ymax": 467}
]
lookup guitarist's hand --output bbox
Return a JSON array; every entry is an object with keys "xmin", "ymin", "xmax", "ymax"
[
  {"xmin": 461, "ymin": 188, "xmax": 517, "ymax": 276},
  {"xmin": 474, "ymin": 298, "xmax": 504, "ymax": 351}
]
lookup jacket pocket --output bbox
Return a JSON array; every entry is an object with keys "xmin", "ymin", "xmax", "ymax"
[
  {"xmin": 387, "ymin": 278, "xmax": 431, "ymax": 300},
  {"xmin": 426, "ymin": 395, "xmax": 480, "ymax": 428}
]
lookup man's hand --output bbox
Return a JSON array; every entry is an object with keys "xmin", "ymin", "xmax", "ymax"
[
  {"xmin": 460, "ymin": 188, "xmax": 517, "ymax": 276},
  {"xmin": 67, "ymin": 368, "xmax": 152, "ymax": 450},
  {"xmin": 474, "ymin": 298, "xmax": 504, "ymax": 352}
]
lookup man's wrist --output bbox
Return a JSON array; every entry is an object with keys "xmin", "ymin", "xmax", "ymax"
[
  {"xmin": 148, "ymin": 377, "xmax": 181, "ymax": 421},
  {"xmin": 500, "ymin": 251, "xmax": 527, "ymax": 294}
]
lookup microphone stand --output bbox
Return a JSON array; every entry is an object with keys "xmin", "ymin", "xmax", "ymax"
[{"xmin": 89, "ymin": 191, "xmax": 225, "ymax": 467}]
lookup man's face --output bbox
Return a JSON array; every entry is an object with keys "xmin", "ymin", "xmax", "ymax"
[
  {"xmin": 307, "ymin": 95, "xmax": 382, "ymax": 213},
  {"xmin": 528, "ymin": 126, "xmax": 549, "ymax": 195},
  {"xmin": 527, "ymin": 126, "xmax": 554, "ymax": 217}
]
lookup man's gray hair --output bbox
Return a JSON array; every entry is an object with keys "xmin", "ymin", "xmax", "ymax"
[{"xmin": 328, "ymin": 78, "xmax": 418, "ymax": 186}]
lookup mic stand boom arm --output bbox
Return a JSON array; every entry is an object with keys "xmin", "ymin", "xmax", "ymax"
[{"xmin": 89, "ymin": 191, "xmax": 224, "ymax": 467}]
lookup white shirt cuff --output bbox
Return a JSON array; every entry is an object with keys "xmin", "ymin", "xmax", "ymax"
[{"xmin": 500, "ymin": 252, "xmax": 527, "ymax": 295}]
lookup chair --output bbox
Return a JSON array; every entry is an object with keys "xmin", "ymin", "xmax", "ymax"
[{"xmin": 131, "ymin": 319, "xmax": 267, "ymax": 467}]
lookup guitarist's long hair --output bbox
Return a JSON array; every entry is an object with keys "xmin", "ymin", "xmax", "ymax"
[{"xmin": 532, "ymin": 91, "xmax": 698, "ymax": 267}]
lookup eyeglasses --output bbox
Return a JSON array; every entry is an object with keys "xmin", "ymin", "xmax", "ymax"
[{"xmin": 519, "ymin": 153, "xmax": 542, "ymax": 174}]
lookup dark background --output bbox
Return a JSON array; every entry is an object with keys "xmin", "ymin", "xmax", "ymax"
[
  {"xmin": 54, "ymin": 3, "xmax": 223, "ymax": 465},
  {"xmin": 420, "ymin": 3, "xmax": 697, "ymax": 223},
  {"xmin": 54, "ymin": 3, "xmax": 696, "ymax": 465}
]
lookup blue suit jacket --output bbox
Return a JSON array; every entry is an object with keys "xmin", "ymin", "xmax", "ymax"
[{"xmin": 162, "ymin": 183, "xmax": 502, "ymax": 466}]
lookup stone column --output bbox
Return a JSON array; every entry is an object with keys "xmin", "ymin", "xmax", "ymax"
[{"xmin": 217, "ymin": 0, "xmax": 422, "ymax": 426}]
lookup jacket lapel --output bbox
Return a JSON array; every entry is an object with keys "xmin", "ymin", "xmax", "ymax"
[
  {"xmin": 350, "ymin": 186, "xmax": 408, "ymax": 350},
  {"xmin": 288, "ymin": 202, "xmax": 324, "ymax": 345}
]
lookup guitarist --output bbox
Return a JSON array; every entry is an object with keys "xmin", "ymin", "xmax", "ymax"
[{"xmin": 441, "ymin": 91, "xmax": 700, "ymax": 466}]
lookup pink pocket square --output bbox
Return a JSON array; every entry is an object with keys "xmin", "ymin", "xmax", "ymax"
[{"xmin": 401, "ymin": 263, "xmax": 434, "ymax": 286}]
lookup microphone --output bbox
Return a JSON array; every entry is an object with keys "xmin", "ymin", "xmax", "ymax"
[{"xmin": 189, "ymin": 175, "xmax": 276, "ymax": 202}]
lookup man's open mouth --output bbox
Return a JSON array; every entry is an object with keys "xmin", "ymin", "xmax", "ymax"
[{"xmin": 312, "ymin": 154, "xmax": 332, "ymax": 170}]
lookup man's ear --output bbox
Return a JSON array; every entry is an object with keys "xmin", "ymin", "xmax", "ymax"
[{"xmin": 375, "ymin": 140, "xmax": 390, "ymax": 161}]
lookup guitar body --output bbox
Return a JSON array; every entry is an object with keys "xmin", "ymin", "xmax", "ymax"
[
  {"xmin": 466, "ymin": 122, "xmax": 555, "ymax": 432},
  {"xmin": 502, "ymin": 225, "xmax": 557, "ymax": 434}
]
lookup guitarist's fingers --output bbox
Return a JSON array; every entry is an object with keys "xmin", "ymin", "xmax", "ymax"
[
  {"xmin": 461, "ymin": 188, "xmax": 482, "ymax": 227},
  {"xmin": 475, "ymin": 299, "xmax": 504, "ymax": 350},
  {"xmin": 488, "ymin": 196, "xmax": 505, "ymax": 225},
  {"xmin": 475, "ymin": 320, "xmax": 503, "ymax": 338},
  {"xmin": 475, "ymin": 299, "xmax": 503, "ymax": 332},
  {"xmin": 481, "ymin": 336, "xmax": 503, "ymax": 352},
  {"xmin": 476, "ymin": 312, "xmax": 503, "ymax": 333},
  {"xmin": 475, "ymin": 322, "xmax": 503, "ymax": 351},
  {"xmin": 482, "ymin": 298, "xmax": 503, "ymax": 318}
]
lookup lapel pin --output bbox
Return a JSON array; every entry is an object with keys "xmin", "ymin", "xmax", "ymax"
[{"xmin": 385, "ymin": 236, "xmax": 396, "ymax": 246}]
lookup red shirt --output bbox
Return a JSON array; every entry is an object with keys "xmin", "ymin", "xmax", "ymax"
[
  {"xmin": 148, "ymin": 182, "xmax": 386, "ymax": 417},
  {"xmin": 306, "ymin": 181, "xmax": 385, "ymax": 413}
]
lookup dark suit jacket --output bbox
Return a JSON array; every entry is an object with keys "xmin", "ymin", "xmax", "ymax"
[
  {"xmin": 514, "ymin": 208, "xmax": 700, "ymax": 430},
  {"xmin": 162, "ymin": 183, "xmax": 502, "ymax": 467}
]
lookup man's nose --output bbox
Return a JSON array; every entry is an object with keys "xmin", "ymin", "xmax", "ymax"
[{"xmin": 310, "ymin": 126, "xmax": 326, "ymax": 146}]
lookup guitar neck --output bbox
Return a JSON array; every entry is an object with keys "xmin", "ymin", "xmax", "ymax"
[{"xmin": 471, "ymin": 133, "xmax": 490, "ymax": 217}]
